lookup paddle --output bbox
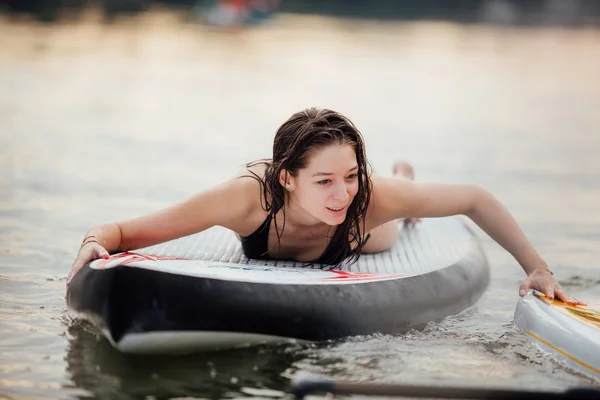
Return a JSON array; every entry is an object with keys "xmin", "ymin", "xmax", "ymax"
[{"xmin": 290, "ymin": 373, "xmax": 600, "ymax": 400}]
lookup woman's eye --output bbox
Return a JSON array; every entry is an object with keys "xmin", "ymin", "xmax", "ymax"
[
  {"xmin": 346, "ymin": 174, "xmax": 358, "ymax": 180},
  {"xmin": 317, "ymin": 179, "xmax": 331, "ymax": 185}
]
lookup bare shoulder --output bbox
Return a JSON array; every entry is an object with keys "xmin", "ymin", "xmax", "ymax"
[
  {"xmin": 230, "ymin": 162, "xmax": 271, "ymax": 234},
  {"xmin": 365, "ymin": 175, "xmax": 413, "ymax": 228},
  {"xmin": 232, "ymin": 162, "xmax": 268, "ymax": 203},
  {"xmin": 233, "ymin": 161, "xmax": 268, "ymax": 184}
]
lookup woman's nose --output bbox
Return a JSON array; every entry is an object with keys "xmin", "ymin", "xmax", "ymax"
[{"xmin": 332, "ymin": 182, "xmax": 349, "ymax": 201}]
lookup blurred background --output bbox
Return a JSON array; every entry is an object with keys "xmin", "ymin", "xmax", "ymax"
[
  {"xmin": 3, "ymin": 0, "xmax": 600, "ymax": 25},
  {"xmin": 1, "ymin": 1, "xmax": 599, "ymax": 399}
]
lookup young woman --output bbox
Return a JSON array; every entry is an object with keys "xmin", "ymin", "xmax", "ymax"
[{"xmin": 67, "ymin": 107, "xmax": 580, "ymax": 305}]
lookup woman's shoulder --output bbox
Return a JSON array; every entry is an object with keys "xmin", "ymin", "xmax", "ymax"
[
  {"xmin": 232, "ymin": 160, "xmax": 274, "ymax": 199},
  {"xmin": 235, "ymin": 159, "xmax": 270, "ymax": 179},
  {"xmin": 364, "ymin": 174, "xmax": 412, "ymax": 229},
  {"xmin": 227, "ymin": 161, "xmax": 272, "ymax": 234}
]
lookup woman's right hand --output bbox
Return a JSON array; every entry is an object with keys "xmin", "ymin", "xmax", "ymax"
[{"xmin": 67, "ymin": 240, "xmax": 110, "ymax": 286}]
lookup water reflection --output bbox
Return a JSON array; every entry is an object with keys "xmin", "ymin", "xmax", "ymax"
[
  {"xmin": 64, "ymin": 323, "xmax": 301, "ymax": 399},
  {"xmin": 53, "ymin": 317, "xmax": 600, "ymax": 399}
]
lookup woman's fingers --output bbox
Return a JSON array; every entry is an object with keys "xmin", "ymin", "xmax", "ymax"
[
  {"xmin": 554, "ymin": 285, "xmax": 585, "ymax": 305},
  {"xmin": 96, "ymin": 247, "xmax": 110, "ymax": 259},
  {"xmin": 519, "ymin": 273, "xmax": 586, "ymax": 306},
  {"xmin": 518, "ymin": 286, "xmax": 528, "ymax": 297},
  {"xmin": 67, "ymin": 244, "xmax": 109, "ymax": 286},
  {"xmin": 541, "ymin": 284, "xmax": 555, "ymax": 300},
  {"xmin": 67, "ymin": 254, "xmax": 87, "ymax": 285},
  {"xmin": 554, "ymin": 285, "xmax": 569, "ymax": 303},
  {"xmin": 518, "ymin": 278, "xmax": 533, "ymax": 297},
  {"xmin": 519, "ymin": 269, "xmax": 555, "ymax": 299},
  {"xmin": 70, "ymin": 257, "xmax": 83, "ymax": 274},
  {"xmin": 66, "ymin": 268, "xmax": 77, "ymax": 286},
  {"xmin": 519, "ymin": 274, "xmax": 554, "ymax": 299}
]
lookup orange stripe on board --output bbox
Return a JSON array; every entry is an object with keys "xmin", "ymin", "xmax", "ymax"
[{"xmin": 524, "ymin": 330, "xmax": 600, "ymax": 375}]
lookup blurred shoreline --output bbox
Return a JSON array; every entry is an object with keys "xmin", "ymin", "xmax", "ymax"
[{"xmin": 1, "ymin": 0, "xmax": 600, "ymax": 27}]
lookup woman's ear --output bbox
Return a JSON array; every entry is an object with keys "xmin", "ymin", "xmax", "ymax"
[{"xmin": 279, "ymin": 169, "xmax": 296, "ymax": 192}]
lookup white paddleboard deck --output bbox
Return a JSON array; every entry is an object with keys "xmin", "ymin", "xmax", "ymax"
[{"xmin": 88, "ymin": 216, "xmax": 481, "ymax": 283}]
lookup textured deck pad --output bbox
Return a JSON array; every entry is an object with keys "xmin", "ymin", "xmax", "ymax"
[{"xmin": 130, "ymin": 216, "xmax": 478, "ymax": 276}]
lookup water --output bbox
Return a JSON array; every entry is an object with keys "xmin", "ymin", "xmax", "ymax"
[{"xmin": 1, "ymin": 7, "xmax": 599, "ymax": 399}]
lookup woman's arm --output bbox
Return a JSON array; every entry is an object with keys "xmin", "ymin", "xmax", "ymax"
[
  {"xmin": 370, "ymin": 176, "xmax": 581, "ymax": 304},
  {"xmin": 113, "ymin": 177, "xmax": 258, "ymax": 251},
  {"xmin": 68, "ymin": 175, "xmax": 260, "ymax": 284}
]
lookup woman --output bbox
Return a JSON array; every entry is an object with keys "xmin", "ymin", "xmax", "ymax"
[{"xmin": 67, "ymin": 107, "xmax": 580, "ymax": 304}]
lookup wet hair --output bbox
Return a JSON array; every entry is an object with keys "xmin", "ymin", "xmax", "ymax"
[{"xmin": 243, "ymin": 107, "xmax": 372, "ymax": 268}]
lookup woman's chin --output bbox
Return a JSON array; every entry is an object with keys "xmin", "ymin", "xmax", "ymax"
[{"xmin": 323, "ymin": 213, "xmax": 347, "ymax": 226}]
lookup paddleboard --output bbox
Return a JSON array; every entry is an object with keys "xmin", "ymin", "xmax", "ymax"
[
  {"xmin": 67, "ymin": 216, "xmax": 490, "ymax": 354},
  {"xmin": 514, "ymin": 292, "xmax": 600, "ymax": 380}
]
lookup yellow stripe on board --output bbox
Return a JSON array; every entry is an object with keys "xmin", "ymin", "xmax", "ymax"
[
  {"xmin": 524, "ymin": 330, "xmax": 600, "ymax": 375},
  {"xmin": 534, "ymin": 293, "xmax": 600, "ymax": 330}
]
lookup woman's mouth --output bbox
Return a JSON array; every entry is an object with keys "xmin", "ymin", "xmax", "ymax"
[{"xmin": 326, "ymin": 206, "xmax": 345, "ymax": 215}]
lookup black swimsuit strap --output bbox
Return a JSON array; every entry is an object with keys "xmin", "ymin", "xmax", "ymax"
[{"xmin": 239, "ymin": 213, "xmax": 273, "ymax": 259}]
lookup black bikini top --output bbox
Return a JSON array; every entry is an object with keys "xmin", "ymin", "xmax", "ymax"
[{"xmin": 239, "ymin": 213, "xmax": 358, "ymax": 266}]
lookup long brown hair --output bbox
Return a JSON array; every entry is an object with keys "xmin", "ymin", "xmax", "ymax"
[{"xmin": 243, "ymin": 107, "xmax": 372, "ymax": 268}]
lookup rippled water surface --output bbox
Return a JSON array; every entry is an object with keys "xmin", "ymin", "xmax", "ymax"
[{"xmin": 1, "ymin": 8, "xmax": 599, "ymax": 400}]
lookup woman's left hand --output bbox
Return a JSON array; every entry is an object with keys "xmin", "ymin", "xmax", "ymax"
[{"xmin": 518, "ymin": 269, "xmax": 584, "ymax": 305}]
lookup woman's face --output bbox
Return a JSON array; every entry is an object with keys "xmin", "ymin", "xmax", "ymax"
[{"xmin": 289, "ymin": 144, "xmax": 359, "ymax": 226}]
